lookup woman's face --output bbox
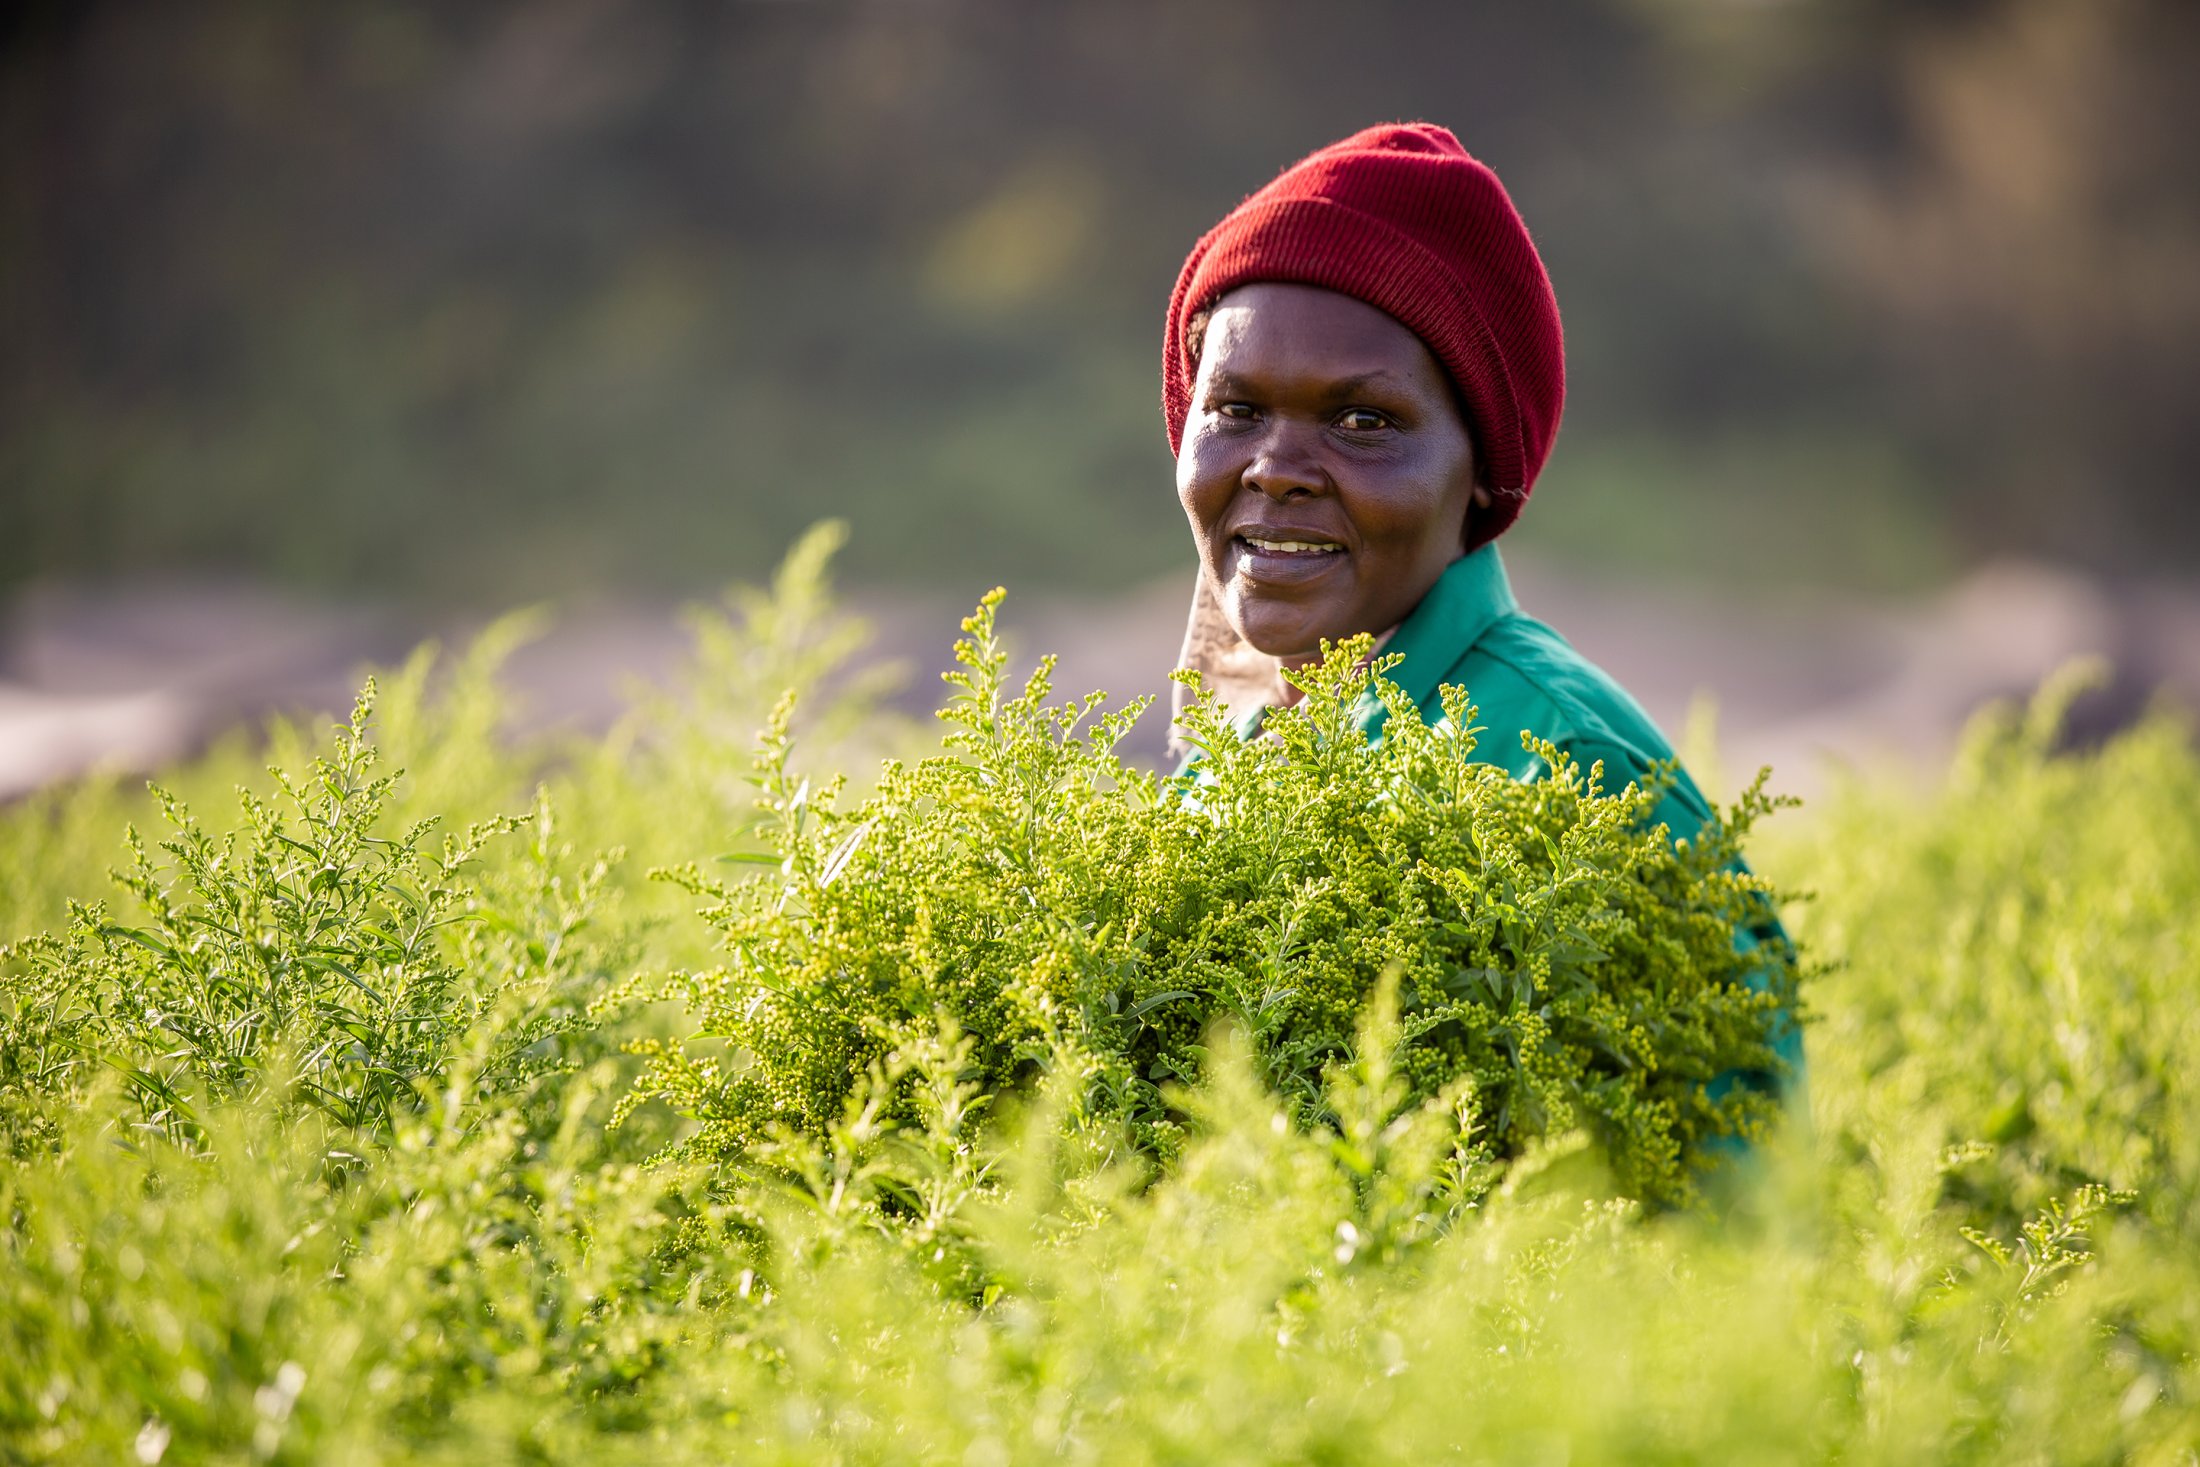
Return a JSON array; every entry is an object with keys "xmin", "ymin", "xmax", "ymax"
[{"xmin": 1176, "ymin": 282, "xmax": 1484, "ymax": 663}]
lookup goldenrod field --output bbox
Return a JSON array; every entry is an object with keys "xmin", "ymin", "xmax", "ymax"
[{"xmin": 3, "ymin": 530, "xmax": 2195, "ymax": 1464}]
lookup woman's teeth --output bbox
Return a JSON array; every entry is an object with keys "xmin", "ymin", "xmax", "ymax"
[{"xmin": 1241, "ymin": 535, "xmax": 1343, "ymax": 554}]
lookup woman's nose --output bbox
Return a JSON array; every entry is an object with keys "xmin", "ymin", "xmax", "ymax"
[{"xmin": 1242, "ymin": 425, "xmax": 1326, "ymax": 501}]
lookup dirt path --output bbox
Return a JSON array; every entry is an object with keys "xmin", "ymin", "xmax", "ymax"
[{"xmin": 5, "ymin": 559, "xmax": 2195, "ymax": 804}]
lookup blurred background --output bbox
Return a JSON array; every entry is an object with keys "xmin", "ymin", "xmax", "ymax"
[{"xmin": 4, "ymin": 0, "xmax": 2198, "ymax": 795}]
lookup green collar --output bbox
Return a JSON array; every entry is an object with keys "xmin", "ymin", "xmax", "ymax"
[
  {"xmin": 1378, "ymin": 542, "xmax": 1518, "ymax": 721},
  {"xmin": 1229, "ymin": 543, "xmax": 1518, "ymax": 740}
]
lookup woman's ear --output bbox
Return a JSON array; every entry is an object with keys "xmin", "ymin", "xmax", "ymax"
[{"xmin": 1460, "ymin": 481, "xmax": 1495, "ymax": 553}]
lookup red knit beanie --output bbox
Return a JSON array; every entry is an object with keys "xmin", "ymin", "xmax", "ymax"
[{"xmin": 1162, "ymin": 122, "xmax": 1564, "ymax": 549}]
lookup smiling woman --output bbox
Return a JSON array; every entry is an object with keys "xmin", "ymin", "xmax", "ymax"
[
  {"xmin": 1162, "ymin": 122, "xmax": 1803, "ymax": 1094},
  {"xmin": 1177, "ymin": 282, "xmax": 1489, "ymax": 669}
]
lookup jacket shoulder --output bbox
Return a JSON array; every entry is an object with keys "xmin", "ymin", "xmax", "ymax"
[{"xmin": 1442, "ymin": 612, "xmax": 1712, "ymax": 832}]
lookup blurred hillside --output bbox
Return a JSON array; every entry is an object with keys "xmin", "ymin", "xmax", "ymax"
[{"xmin": 4, "ymin": 0, "xmax": 2198, "ymax": 609}]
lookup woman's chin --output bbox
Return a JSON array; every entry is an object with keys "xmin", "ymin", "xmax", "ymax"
[{"xmin": 1226, "ymin": 602, "xmax": 1334, "ymax": 663}]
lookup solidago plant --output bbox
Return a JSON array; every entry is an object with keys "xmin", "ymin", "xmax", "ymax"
[
  {"xmin": 0, "ymin": 683, "xmax": 613, "ymax": 1158},
  {"xmin": 638, "ymin": 589, "xmax": 1794, "ymax": 1207},
  {"xmin": 6, "ymin": 533, "xmax": 2192, "ymax": 1463}
]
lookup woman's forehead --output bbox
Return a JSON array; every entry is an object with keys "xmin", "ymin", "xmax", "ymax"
[{"xmin": 1201, "ymin": 283, "xmax": 1444, "ymax": 388}]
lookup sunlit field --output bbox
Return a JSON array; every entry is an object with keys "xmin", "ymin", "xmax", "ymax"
[{"xmin": 4, "ymin": 530, "xmax": 2195, "ymax": 1464}]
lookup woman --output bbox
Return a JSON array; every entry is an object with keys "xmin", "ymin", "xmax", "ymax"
[{"xmin": 1162, "ymin": 122, "xmax": 1802, "ymax": 1092}]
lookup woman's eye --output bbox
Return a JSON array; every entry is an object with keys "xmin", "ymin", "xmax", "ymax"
[
  {"xmin": 1217, "ymin": 402, "xmax": 1256, "ymax": 420},
  {"xmin": 1337, "ymin": 408, "xmax": 1390, "ymax": 432}
]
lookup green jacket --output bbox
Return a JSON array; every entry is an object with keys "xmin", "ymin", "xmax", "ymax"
[{"xmin": 1220, "ymin": 542, "xmax": 1805, "ymax": 1097}]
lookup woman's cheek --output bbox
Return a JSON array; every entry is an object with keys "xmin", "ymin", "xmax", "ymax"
[
  {"xmin": 1357, "ymin": 476, "xmax": 1460, "ymax": 547},
  {"xmin": 1175, "ymin": 434, "xmax": 1238, "ymax": 533}
]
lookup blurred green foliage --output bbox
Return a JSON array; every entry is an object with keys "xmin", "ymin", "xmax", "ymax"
[
  {"xmin": 2, "ymin": 533, "xmax": 2197, "ymax": 1461},
  {"xmin": 6, "ymin": 1, "xmax": 2198, "ymax": 605}
]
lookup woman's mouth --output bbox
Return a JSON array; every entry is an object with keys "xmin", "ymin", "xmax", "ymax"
[
  {"xmin": 1240, "ymin": 534, "xmax": 1337, "ymax": 556},
  {"xmin": 1231, "ymin": 532, "xmax": 1347, "ymax": 585},
  {"xmin": 1236, "ymin": 533, "xmax": 1344, "ymax": 557}
]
